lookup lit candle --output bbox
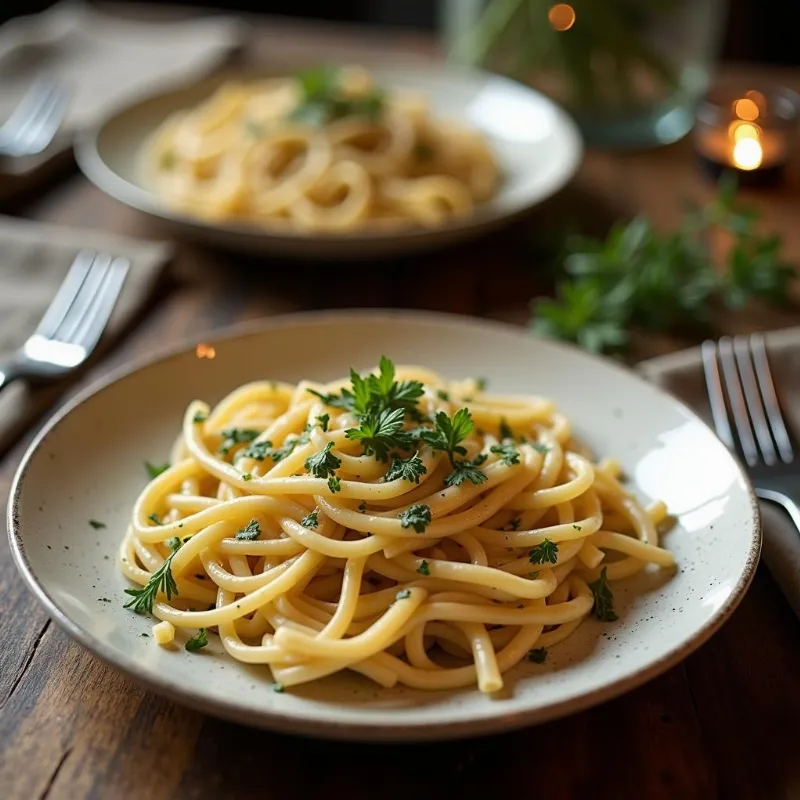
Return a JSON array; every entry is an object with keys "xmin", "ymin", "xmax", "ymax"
[{"xmin": 694, "ymin": 85, "xmax": 798, "ymax": 186}]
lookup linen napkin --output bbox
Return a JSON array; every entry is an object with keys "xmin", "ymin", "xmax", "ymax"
[
  {"xmin": 0, "ymin": 0, "xmax": 243, "ymax": 195},
  {"xmin": 0, "ymin": 214, "xmax": 170, "ymax": 453},
  {"xmin": 639, "ymin": 328, "xmax": 800, "ymax": 619}
]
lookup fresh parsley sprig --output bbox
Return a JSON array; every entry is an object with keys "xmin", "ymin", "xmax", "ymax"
[
  {"xmin": 235, "ymin": 520, "xmax": 261, "ymax": 541},
  {"xmin": 219, "ymin": 428, "xmax": 260, "ymax": 456},
  {"xmin": 346, "ymin": 407, "xmax": 413, "ymax": 462},
  {"xmin": 291, "ymin": 66, "xmax": 384, "ymax": 127},
  {"xmin": 384, "ymin": 451, "xmax": 427, "ymax": 484},
  {"xmin": 589, "ymin": 566, "xmax": 618, "ymax": 622},
  {"xmin": 399, "ymin": 504, "xmax": 432, "ymax": 533},
  {"xmin": 490, "ymin": 442, "xmax": 520, "ymax": 466},
  {"xmin": 528, "ymin": 539, "xmax": 558, "ymax": 565},
  {"xmin": 421, "ymin": 408, "xmax": 488, "ymax": 487},
  {"xmin": 531, "ymin": 176, "xmax": 795, "ymax": 354},
  {"xmin": 123, "ymin": 537, "xmax": 181, "ymax": 614},
  {"xmin": 304, "ymin": 441, "xmax": 342, "ymax": 493}
]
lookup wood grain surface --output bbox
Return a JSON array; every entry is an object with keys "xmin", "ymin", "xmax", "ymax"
[{"xmin": 2, "ymin": 13, "xmax": 800, "ymax": 800}]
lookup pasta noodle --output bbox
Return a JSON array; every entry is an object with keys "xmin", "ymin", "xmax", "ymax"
[
  {"xmin": 120, "ymin": 359, "xmax": 675, "ymax": 694},
  {"xmin": 142, "ymin": 65, "xmax": 501, "ymax": 232}
]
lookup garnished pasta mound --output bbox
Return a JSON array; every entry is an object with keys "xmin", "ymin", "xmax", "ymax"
[
  {"xmin": 121, "ymin": 358, "xmax": 675, "ymax": 694},
  {"xmin": 142, "ymin": 65, "xmax": 501, "ymax": 232}
]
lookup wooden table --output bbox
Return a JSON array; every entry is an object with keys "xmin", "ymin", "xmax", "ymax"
[{"xmin": 2, "ymin": 17, "xmax": 800, "ymax": 800}]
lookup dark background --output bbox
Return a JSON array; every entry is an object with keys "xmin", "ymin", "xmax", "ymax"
[{"xmin": 1, "ymin": 0, "xmax": 799, "ymax": 66}]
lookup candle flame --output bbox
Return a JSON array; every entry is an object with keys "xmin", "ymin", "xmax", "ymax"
[
  {"xmin": 548, "ymin": 4, "xmax": 576, "ymax": 31},
  {"xmin": 195, "ymin": 343, "xmax": 216, "ymax": 359},
  {"xmin": 732, "ymin": 137, "xmax": 763, "ymax": 171}
]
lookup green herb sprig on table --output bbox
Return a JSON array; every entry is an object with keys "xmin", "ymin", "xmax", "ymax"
[{"xmin": 530, "ymin": 176, "xmax": 795, "ymax": 354}]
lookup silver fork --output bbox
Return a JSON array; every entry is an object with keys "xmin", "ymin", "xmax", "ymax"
[
  {"xmin": 0, "ymin": 78, "xmax": 69, "ymax": 158},
  {"xmin": 702, "ymin": 334, "xmax": 800, "ymax": 531},
  {"xmin": 0, "ymin": 251, "xmax": 129, "ymax": 392}
]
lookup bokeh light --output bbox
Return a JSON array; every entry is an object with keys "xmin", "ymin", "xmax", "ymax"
[
  {"xmin": 195, "ymin": 343, "xmax": 216, "ymax": 359},
  {"xmin": 732, "ymin": 137, "xmax": 763, "ymax": 170},
  {"xmin": 548, "ymin": 4, "xmax": 576, "ymax": 31},
  {"xmin": 733, "ymin": 97, "xmax": 759, "ymax": 121}
]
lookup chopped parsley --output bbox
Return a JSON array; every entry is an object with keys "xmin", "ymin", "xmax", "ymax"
[
  {"xmin": 148, "ymin": 513, "xmax": 163, "ymax": 526},
  {"xmin": 185, "ymin": 628, "xmax": 209, "ymax": 652},
  {"xmin": 444, "ymin": 453, "xmax": 489, "ymax": 487},
  {"xmin": 532, "ymin": 442, "xmax": 550, "ymax": 455},
  {"xmin": 291, "ymin": 66, "xmax": 384, "ymax": 127},
  {"xmin": 346, "ymin": 407, "xmax": 413, "ymax": 461},
  {"xmin": 192, "ymin": 412, "xmax": 207, "ymax": 424},
  {"xmin": 235, "ymin": 520, "xmax": 261, "ymax": 541},
  {"xmin": 123, "ymin": 537, "xmax": 181, "ymax": 614},
  {"xmin": 166, "ymin": 536, "xmax": 181, "ymax": 550},
  {"xmin": 327, "ymin": 475, "xmax": 342, "ymax": 493},
  {"xmin": 416, "ymin": 560, "xmax": 430, "ymax": 576},
  {"xmin": 145, "ymin": 461, "xmax": 170, "ymax": 479},
  {"xmin": 272, "ymin": 682, "xmax": 285, "ymax": 693},
  {"xmin": 589, "ymin": 567, "xmax": 618, "ymax": 622},
  {"xmin": 507, "ymin": 517, "xmax": 521, "ymax": 531},
  {"xmin": 219, "ymin": 428, "xmax": 260, "ymax": 455},
  {"xmin": 384, "ymin": 451, "xmax": 427, "ymax": 484},
  {"xmin": 475, "ymin": 377, "xmax": 488, "ymax": 391},
  {"xmin": 528, "ymin": 647, "xmax": 548, "ymax": 664},
  {"xmin": 301, "ymin": 510, "xmax": 319, "ymax": 529},
  {"xmin": 241, "ymin": 473, "xmax": 253, "ymax": 481},
  {"xmin": 239, "ymin": 440, "xmax": 273, "ymax": 461},
  {"xmin": 89, "ymin": 519, "xmax": 106, "ymax": 530},
  {"xmin": 528, "ymin": 539, "xmax": 558, "ymax": 565},
  {"xmin": 490, "ymin": 442, "xmax": 520, "ymax": 466},
  {"xmin": 499, "ymin": 418, "xmax": 514, "ymax": 440},
  {"xmin": 399, "ymin": 504, "xmax": 431, "ymax": 533},
  {"xmin": 395, "ymin": 588, "xmax": 412, "ymax": 600},
  {"xmin": 304, "ymin": 441, "xmax": 341, "ymax": 483},
  {"xmin": 357, "ymin": 502, "xmax": 367, "ymax": 513},
  {"xmin": 317, "ymin": 413, "xmax": 330, "ymax": 432},
  {"xmin": 436, "ymin": 389, "xmax": 450, "ymax": 401},
  {"xmin": 573, "ymin": 524, "xmax": 582, "ymax": 531},
  {"xmin": 421, "ymin": 408, "xmax": 488, "ymax": 486}
]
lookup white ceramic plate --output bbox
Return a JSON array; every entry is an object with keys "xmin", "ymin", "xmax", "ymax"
[
  {"xmin": 8, "ymin": 311, "xmax": 760, "ymax": 740},
  {"xmin": 74, "ymin": 62, "xmax": 582, "ymax": 258}
]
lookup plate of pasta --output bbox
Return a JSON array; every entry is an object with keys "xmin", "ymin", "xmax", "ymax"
[
  {"xmin": 8, "ymin": 311, "xmax": 759, "ymax": 740},
  {"xmin": 74, "ymin": 62, "xmax": 582, "ymax": 257}
]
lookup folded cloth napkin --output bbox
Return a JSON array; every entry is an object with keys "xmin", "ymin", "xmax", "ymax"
[
  {"xmin": 639, "ymin": 327, "xmax": 800, "ymax": 619},
  {"xmin": 0, "ymin": 214, "xmax": 170, "ymax": 453},
  {"xmin": 0, "ymin": 0, "xmax": 242, "ymax": 194}
]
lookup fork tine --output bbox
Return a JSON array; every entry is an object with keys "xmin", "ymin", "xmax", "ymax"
[
  {"xmin": 34, "ymin": 251, "xmax": 96, "ymax": 339},
  {"xmin": 70, "ymin": 257, "xmax": 129, "ymax": 351},
  {"xmin": 717, "ymin": 337, "xmax": 759, "ymax": 467},
  {"xmin": 750, "ymin": 333, "xmax": 795, "ymax": 463},
  {"xmin": 18, "ymin": 84, "xmax": 68, "ymax": 155},
  {"xmin": 701, "ymin": 340, "xmax": 735, "ymax": 450},
  {"xmin": 733, "ymin": 335, "xmax": 778, "ymax": 466},
  {"xmin": 53, "ymin": 253, "xmax": 113, "ymax": 342},
  {"xmin": 0, "ymin": 80, "xmax": 64, "ymax": 156}
]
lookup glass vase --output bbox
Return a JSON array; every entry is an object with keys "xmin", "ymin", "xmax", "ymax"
[{"xmin": 441, "ymin": 0, "xmax": 728, "ymax": 149}]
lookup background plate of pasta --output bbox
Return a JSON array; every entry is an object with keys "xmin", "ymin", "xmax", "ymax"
[
  {"xmin": 9, "ymin": 311, "xmax": 760, "ymax": 740},
  {"xmin": 75, "ymin": 62, "xmax": 582, "ymax": 258}
]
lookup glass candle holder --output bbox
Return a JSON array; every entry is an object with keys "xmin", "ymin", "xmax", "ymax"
[{"xmin": 694, "ymin": 83, "xmax": 800, "ymax": 186}]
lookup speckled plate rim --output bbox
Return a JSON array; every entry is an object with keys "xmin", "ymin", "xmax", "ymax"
[{"xmin": 7, "ymin": 309, "xmax": 761, "ymax": 741}]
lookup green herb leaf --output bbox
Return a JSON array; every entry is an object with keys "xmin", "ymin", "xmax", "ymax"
[
  {"xmin": 436, "ymin": 389, "xmax": 450, "ymax": 401},
  {"xmin": 145, "ymin": 461, "xmax": 170, "ymax": 479},
  {"xmin": 589, "ymin": 566, "xmax": 618, "ymax": 622},
  {"xmin": 291, "ymin": 66, "xmax": 385, "ymax": 127},
  {"xmin": 420, "ymin": 408, "xmax": 474, "ymax": 460},
  {"xmin": 219, "ymin": 428, "xmax": 260, "ymax": 455},
  {"xmin": 235, "ymin": 519, "xmax": 261, "ymax": 541},
  {"xmin": 123, "ymin": 537, "xmax": 181, "ymax": 614},
  {"xmin": 304, "ymin": 441, "xmax": 342, "ymax": 481},
  {"xmin": 395, "ymin": 588, "xmax": 412, "ymax": 600},
  {"xmin": 346, "ymin": 407, "xmax": 413, "ymax": 462},
  {"xmin": 490, "ymin": 442, "xmax": 520, "ymax": 466},
  {"xmin": 185, "ymin": 628, "xmax": 209, "ymax": 652},
  {"xmin": 444, "ymin": 453, "xmax": 488, "ymax": 487},
  {"xmin": 417, "ymin": 559, "xmax": 430, "ymax": 576},
  {"xmin": 148, "ymin": 513, "xmax": 163, "ymax": 526},
  {"xmin": 317, "ymin": 413, "xmax": 330, "ymax": 432},
  {"xmin": 532, "ymin": 442, "xmax": 550, "ymax": 455},
  {"xmin": 192, "ymin": 412, "xmax": 207, "ymax": 424},
  {"xmin": 328, "ymin": 475, "xmax": 342, "ymax": 493},
  {"xmin": 528, "ymin": 539, "xmax": 558, "ymax": 565},
  {"xmin": 527, "ymin": 647, "xmax": 548, "ymax": 664},
  {"xmin": 399, "ymin": 503, "xmax": 432, "ymax": 534},
  {"xmin": 301, "ymin": 510, "xmax": 319, "ymax": 529},
  {"xmin": 499, "ymin": 418, "xmax": 514, "ymax": 440},
  {"xmin": 239, "ymin": 440, "xmax": 273, "ymax": 461},
  {"xmin": 384, "ymin": 451, "xmax": 427, "ymax": 484},
  {"xmin": 241, "ymin": 473, "xmax": 252, "ymax": 482},
  {"xmin": 507, "ymin": 517, "xmax": 521, "ymax": 531},
  {"xmin": 89, "ymin": 519, "xmax": 106, "ymax": 530}
]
